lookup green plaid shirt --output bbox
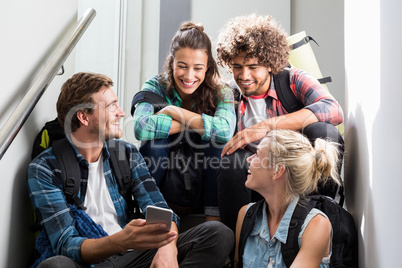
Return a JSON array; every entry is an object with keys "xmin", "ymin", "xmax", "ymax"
[{"xmin": 133, "ymin": 76, "xmax": 236, "ymax": 144}]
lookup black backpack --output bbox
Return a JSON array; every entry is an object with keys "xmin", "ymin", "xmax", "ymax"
[
  {"xmin": 31, "ymin": 118, "xmax": 66, "ymax": 160},
  {"xmin": 238, "ymin": 196, "xmax": 358, "ymax": 268},
  {"xmin": 131, "ymin": 91, "xmax": 204, "ymax": 214},
  {"xmin": 159, "ymin": 131, "xmax": 204, "ymax": 213},
  {"xmin": 31, "ymin": 118, "xmax": 142, "ymax": 219},
  {"xmin": 51, "ymin": 138, "xmax": 142, "ymax": 220}
]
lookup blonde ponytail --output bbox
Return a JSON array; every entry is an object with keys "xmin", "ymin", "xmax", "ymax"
[
  {"xmin": 313, "ymin": 138, "xmax": 340, "ymax": 186},
  {"xmin": 265, "ymin": 130, "xmax": 341, "ymax": 201}
]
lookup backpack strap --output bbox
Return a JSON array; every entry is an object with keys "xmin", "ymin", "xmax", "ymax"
[
  {"xmin": 281, "ymin": 198, "xmax": 314, "ymax": 267},
  {"xmin": 288, "ymin": 36, "xmax": 332, "ymax": 85},
  {"xmin": 237, "ymin": 200, "xmax": 264, "ymax": 268},
  {"xmin": 130, "ymin": 90, "xmax": 169, "ymax": 116},
  {"xmin": 230, "ymin": 70, "xmax": 304, "ymax": 114},
  {"xmin": 52, "ymin": 138, "xmax": 87, "ymax": 210},
  {"xmin": 273, "ymin": 69, "xmax": 305, "ymax": 114},
  {"xmin": 229, "ymin": 78, "xmax": 241, "ymax": 103},
  {"xmin": 106, "ymin": 139, "xmax": 142, "ymax": 219},
  {"xmin": 289, "ymin": 35, "xmax": 319, "ymax": 50},
  {"xmin": 317, "ymin": 76, "xmax": 332, "ymax": 84},
  {"xmin": 53, "ymin": 138, "xmax": 141, "ymax": 218}
]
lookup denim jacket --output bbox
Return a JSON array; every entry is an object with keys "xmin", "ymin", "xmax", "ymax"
[{"xmin": 243, "ymin": 196, "xmax": 331, "ymax": 268}]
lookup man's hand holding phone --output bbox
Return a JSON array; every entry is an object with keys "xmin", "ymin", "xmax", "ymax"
[{"xmin": 146, "ymin": 205, "xmax": 173, "ymax": 231}]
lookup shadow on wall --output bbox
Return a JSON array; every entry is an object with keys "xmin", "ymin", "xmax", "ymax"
[
  {"xmin": 6, "ymin": 159, "xmax": 36, "ymax": 268},
  {"xmin": 2, "ymin": 104, "xmax": 49, "ymax": 268},
  {"xmin": 344, "ymin": 103, "xmax": 377, "ymax": 268},
  {"xmin": 0, "ymin": 115, "xmax": 39, "ymax": 267}
]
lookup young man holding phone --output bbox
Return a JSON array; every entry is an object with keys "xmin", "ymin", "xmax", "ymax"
[{"xmin": 27, "ymin": 72, "xmax": 233, "ymax": 267}]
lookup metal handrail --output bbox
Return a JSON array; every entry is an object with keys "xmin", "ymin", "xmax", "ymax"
[{"xmin": 0, "ymin": 8, "xmax": 96, "ymax": 160}]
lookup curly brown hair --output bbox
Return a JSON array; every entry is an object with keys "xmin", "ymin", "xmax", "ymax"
[
  {"xmin": 216, "ymin": 14, "xmax": 289, "ymax": 75},
  {"xmin": 57, "ymin": 72, "xmax": 113, "ymax": 133},
  {"xmin": 160, "ymin": 21, "xmax": 222, "ymax": 115}
]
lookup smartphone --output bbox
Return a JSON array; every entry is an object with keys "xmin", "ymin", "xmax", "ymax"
[{"xmin": 146, "ymin": 205, "xmax": 173, "ymax": 231}]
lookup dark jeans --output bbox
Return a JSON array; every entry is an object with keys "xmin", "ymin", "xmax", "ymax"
[
  {"xmin": 139, "ymin": 133, "xmax": 223, "ymax": 216},
  {"xmin": 217, "ymin": 122, "xmax": 344, "ymax": 233},
  {"xmin": 38, "ymin": 221, "xmax": 234, "ymax": 268}
]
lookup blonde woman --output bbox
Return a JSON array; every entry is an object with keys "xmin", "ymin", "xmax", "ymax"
[{"xmin": 235, "ymin": 129, "xmax": 341, "ymax": 268}]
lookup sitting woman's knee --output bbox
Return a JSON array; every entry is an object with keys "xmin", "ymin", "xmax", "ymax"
[{"xmin": 302, "ymin": 122, "xmax": 343, "ymax": 145}]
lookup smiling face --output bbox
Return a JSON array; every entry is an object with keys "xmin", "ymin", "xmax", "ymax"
[
  {"xmin": 245, "ymin": 137, "xmax": 275, "ymax": 191},
  {"xmin": 87, "ymin": 87, "xmax": 125, "ymax": 141},
  {"xmin": 231, "ymin": 51, "xmax": 272, "ymax": 97},
  {"xmin": 172, "ymin": 47, "xmax": 208, "ymax": 100}
]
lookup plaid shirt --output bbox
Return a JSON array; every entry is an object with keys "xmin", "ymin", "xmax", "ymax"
[
  {"xmin": 133, "ymin": 75, "xmax": 236, "ymax": 143},
  {"xmin": 27, "ymin": 139, "xmax": 178, "ymax": 263},
  {"xmin": 237, "ymin": 67, "xmax": 344, "ymax": 131}
]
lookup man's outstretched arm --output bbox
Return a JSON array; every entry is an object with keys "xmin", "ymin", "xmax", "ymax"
[{"xmin": 221, "ymin": 108, "xmax": 318, "ymax": 156}]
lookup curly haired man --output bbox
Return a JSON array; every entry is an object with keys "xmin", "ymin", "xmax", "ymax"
[{"xmin": 215, "ymin": 14, "xmax": 344, "ymax": 233}]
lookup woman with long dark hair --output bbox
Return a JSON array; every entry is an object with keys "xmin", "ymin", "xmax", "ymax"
[{"xmin": 133, "ymin": 22, "xmax": 236, "ymax": 221}]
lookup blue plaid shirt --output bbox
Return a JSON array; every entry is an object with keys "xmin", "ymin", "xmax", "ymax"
[{"xmin": 27, "ymin": 139, "xmax": 179, "ymax": 263}]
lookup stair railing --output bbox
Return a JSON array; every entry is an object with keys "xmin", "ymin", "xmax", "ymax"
[{"xmin": 0, "ymin": 8, "xmax": 96, "ymax": 160}]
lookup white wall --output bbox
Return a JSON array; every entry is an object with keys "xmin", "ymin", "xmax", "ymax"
[
  {"xmin": 122, "ymin": 0, "xmax": 161, "ymax": 145},
  {"xmin": 76, "ymin": 0, "xmax": 122, "ymax": 85},
  {"xmin": 0, "ymin": 1, "xmax": 78, "ymax": 267},
  {"xmin": 191, "ymin": 0, "xmax": 291, "ymax": 47},
  {"xmin": 192, "ymin": 0, "xmax": 291, "ymax": 82},
  {"xmin": 345, "ymin": 0, "xmax": 402, "ymax": 267},
  {"xmin": 291, "ymin": 0, "xmax": 345, "ymax": 110}
]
